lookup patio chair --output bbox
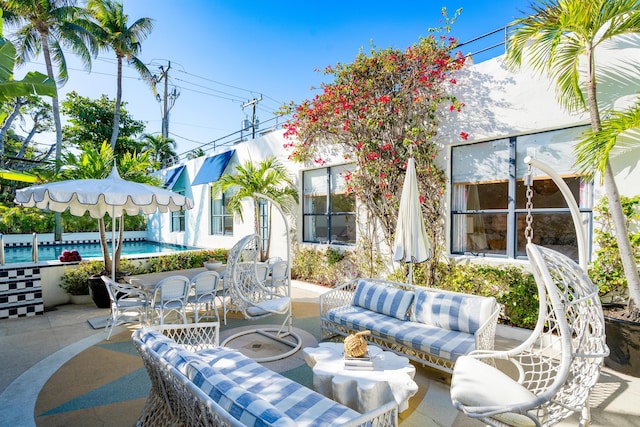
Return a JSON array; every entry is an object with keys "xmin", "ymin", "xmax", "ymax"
[
  {"xmin": 150, "ymin": 275, "xmax": 191, "ymax": 325},
  {"xmin": 266, "ymin": 259, "xmax": 288, "ymax": 297},
  {"xmin": 222, "ymin": 234, "xmax": 302, "ymax": 362},
  {"xmin": 187, "ymin": 271, "xmax": 223, "ymax": 324},
  {"xmin": 450, "ymin": 243, "xmax": 608, "ymax": 426},
  {"xmin": 101, "ymin": 275, "xmax": 148, "ymax": 340}
]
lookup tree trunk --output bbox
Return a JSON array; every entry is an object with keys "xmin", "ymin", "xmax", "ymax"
[
  {"xmin": 585, "ymin": 48, "xmax": 640, "ymax": 313},
  {"xmin": 39, "ymin": 33, "xmax": 63, "ymax": 242},
  {"xmin": 98, "ymin": 218, "xmax": 112, "ymax": 275},
  {"xmin": 109, "ymin": 56, "xmax": 123, "ymax": 151},
  {"xmin": 115, "ymin": 216, "xmax": 124, "ymax": 273},
  {"xmin": 0, "ymin": 100, "xmax": 24, "ymax": 168},
  {"xmin": 603, "ymin": 162, "xmax": 640, "ymax": 311}
]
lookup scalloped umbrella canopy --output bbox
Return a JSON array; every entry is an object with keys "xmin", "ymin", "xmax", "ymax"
[
  {"xmin": 15, "ymin": 166, "xmax": 194, "ymax": 278},
  {"xmin": 14, "ymin": 166, "xmax": 193, "ymax": 218},
  {"xmin": 393, "ymin": 157, "xmax": 432, "ymax": 284}
]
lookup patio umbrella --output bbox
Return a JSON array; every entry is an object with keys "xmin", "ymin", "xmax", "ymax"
[
  {"xmin": 392, "ymin": 157, "xmax": 432, "ymax": 284},
  {"xmin": 14, "ymin": 165, "xmax": 194, "ymax": 279}
]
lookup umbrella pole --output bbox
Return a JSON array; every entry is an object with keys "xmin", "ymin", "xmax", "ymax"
[{"xmin": 111, "ymin": 208, "xmax": 116, "ymax": 281}]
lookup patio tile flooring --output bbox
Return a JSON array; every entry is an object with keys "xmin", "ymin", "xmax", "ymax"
[{"xmin": 1, "ymin": 280, "xmax": 639, "ymax": 426}]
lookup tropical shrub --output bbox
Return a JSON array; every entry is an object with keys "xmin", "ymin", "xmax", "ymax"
[
  {"xmin": 60, "ymin": 261, "xmax": 104, "ymax": 295},
  {"xmin": 0, "ymin": 206, "xmax": 146, "ymax": 234},
  {"xmin": 145, "ymin": 249, "xmax": 228, "ymax": 273},
  {"xmin": 589, "ymin": 195, "xmax": 640, "ymax": 303}
]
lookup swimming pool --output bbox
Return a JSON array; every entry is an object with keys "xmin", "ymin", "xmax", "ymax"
[{"xmin": 3, "ymin": 240, "xmax": 199, "ymax": 264}]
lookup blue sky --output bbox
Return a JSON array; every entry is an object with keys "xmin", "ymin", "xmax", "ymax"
[{"xmin": 19, "ymin": 0, "xmax": 533, "ymax": 158}]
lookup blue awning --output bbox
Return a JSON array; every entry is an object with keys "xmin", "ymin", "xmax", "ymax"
[
  {"xmin": 162, "ymin": 165, "xmax": 186, "ymax": 190},
  {"xmin": 192, "ymin": 150, "xmax": 235, "ymax": 186}
]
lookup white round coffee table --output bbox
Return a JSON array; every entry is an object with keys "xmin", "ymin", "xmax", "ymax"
[{"xmin": 302, "ymin": 342, "xmax": 418, "ymax": 413}]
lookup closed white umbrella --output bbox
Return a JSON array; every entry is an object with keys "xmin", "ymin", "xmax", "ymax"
[
  {"xmin": 393, "ymin": 157, "xmax": 432, "ymax": 284},
  {"xmin": 15, "ymin": 166, "xmax": 194, "ymax": 279}
]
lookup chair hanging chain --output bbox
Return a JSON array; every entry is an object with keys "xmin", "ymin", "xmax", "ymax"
[{"xmin": 524, "ymin": 164, "xmax": 534, "ymax": 244}]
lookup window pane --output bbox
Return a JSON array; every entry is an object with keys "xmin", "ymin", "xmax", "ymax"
[
  {"xmin": 304, "ymin": 194, "xmax": 327, "ymax": 214},
  {"xmin": 330, "ymin": 192, "xmax": 355, "ymax": 213},
  {"xmin": 516, "ymin": 126, "xmax": 587, "ymax": 178},
  {"xmin": 453, "ymin": 182, "xmax": 509, "ymax": 211},
  {"xmin": 304, "ymin": 215, "xmax": 328, "ymax": 243},
  {"xmin": 452, "ymin": 139, "xmax": 510, "ymax": 183},
  {"xmin": 452, "ymin": 213, "xmax": 507, "ymax": 254},
  {"xmin": 516, "ymin": 212, "xmax": 579, "ymax": 260},
  {"xmin": 304, "ymin": 169, "xmax": 327, "ymax": 195},
  {"xmin": 515, "ymin": 177, "xmax": 583, "ymax": 208},
  {"xmin": 224, "ymin": 216, "xmax": 233, "ymax": 235},
  {"xmin": 211, "ymin": 217, "xmax": 222, "ymax": 235},
  {"xmin": 331, "ymin": 214, "xmax": 356, "ymax": 244},
  {"xmin": 212, "ymin": 199, "xmax": 222, "ymax": 215}
]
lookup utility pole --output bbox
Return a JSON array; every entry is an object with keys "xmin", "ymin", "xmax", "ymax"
[
  {"xmin": 155, "ymin": 61, "xmax": 180, "ymax": 139},
  {"xmin": 242, "ymin": 96, "xmax": 262, "ymax": 139}
]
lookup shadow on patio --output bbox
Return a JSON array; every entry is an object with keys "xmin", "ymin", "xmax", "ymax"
[{"xmin": 1, "ymin": 281, "xmax": 639, "ymax": 426}]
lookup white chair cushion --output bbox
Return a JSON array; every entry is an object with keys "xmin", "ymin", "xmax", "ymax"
[
  {"xmin": 451, "ymin": 355, "xmax": 537, "ymax": 426},
  {"xmin": 247, "ymin": 296, "xmax": 290, "ymax": 316}
]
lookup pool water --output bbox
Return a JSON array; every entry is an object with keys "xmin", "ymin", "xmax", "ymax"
[{"xmin": 3, "ymin": 240, "xmax": 198, "ymax": 264}]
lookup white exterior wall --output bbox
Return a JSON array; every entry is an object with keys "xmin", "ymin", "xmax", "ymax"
[
  {"xmin": 148, "ymin": 39, "xmax": 640, "ymax": 261},
  {"xmin": 146, "ymin": 130, "xmax": 310, "ymax": 258}
]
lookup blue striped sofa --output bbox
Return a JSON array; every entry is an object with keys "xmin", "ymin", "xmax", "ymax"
[
  {"xmin": 320, "ymin": 279, "xmax": 500, "ymax": 374},
  {"xmin": 132, "ymin": 324, "xmax": 398, "ymax": 427}
]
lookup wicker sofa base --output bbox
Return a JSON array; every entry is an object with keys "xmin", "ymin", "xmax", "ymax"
[
  {"xmin": 133, "ymin": 323, "xmax": 399, "ymax": 427},
  {"xmin": 321, "ymin": 319, "xmax": 458, "ymax": 373}
]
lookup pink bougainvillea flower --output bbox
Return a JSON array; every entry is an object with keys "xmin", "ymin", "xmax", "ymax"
[{"xmin": 460, "ymin": 131, "xmax": 469, "ymax": 140}]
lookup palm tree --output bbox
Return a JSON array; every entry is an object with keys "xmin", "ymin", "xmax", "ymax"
[
  {"xmin": 86, "ymin": 0, "xmax": 154, "ymax": 152},
  {"xmin": 2, "ymin": 0, "xmax": 96, "ymax": 240},
  {"xmin": 505, "ymin": 0, "xmax": 640, "ymax": 314},
  {"xmin": 141, "ymin": 133, "xmax": 176, "ymax": 168},
  {"xmin": 61, "ymin": 141, "xmax": 158, "ymax": 274},
  {"xmin": 212, "ymin": 156, "xmax": 298, "ymax": 260},
  {"xmin": 187, "ymin": 147, "xmax": 205, "ymax": 160}
]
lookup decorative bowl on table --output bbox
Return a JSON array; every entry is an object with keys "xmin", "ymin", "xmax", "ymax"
[{"xmin": 203, "ymin": 260, "xmax": 225, "ymax": 273}]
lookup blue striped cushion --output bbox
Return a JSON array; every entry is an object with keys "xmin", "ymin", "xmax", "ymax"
[
  {"xmin": 191, "ymin": 364, "xmax": 296, "ymax": 427},
  {"xmin": 140, "ymin": 329, "xmax": 180, "ymax": 356},
  {"xmin": 327, "ymin": 305, "xmax": 476, "ymax": 361},
  {"xmin": 352, "ymin": 279, "xmax": 415, "ymax": 320},
  {"xmin": 411, "ymin": 289, "xmax": 496, "ymax": 334},
  {"xmin": 193, "ymin": 348, "xmax": 362, "ymax": 426}
]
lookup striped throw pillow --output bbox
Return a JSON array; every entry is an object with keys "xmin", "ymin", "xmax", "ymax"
[
  {"xmin": 411, "ymin": 288, "xmax": 496, "ymax": 334},
  {"xmin": 352, "ymin": 279, "xmax": 415, "ymax": 320}
]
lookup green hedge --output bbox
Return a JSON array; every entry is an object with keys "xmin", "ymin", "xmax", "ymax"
[
  {"xmin": 291, "ymin": 246, "xmax": 538, "ymax": 329},
  {"xmin": 0, "ymin": 206, "xmax": 146, "ymax": 234}
]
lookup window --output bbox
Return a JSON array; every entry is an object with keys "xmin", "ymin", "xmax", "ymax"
[
  {"xmin": 450, "ymin": 126, "xmax": 592, "ymax": 260},
  {"xmin": 210, "ymin": 190, "xmax": 233, "ymax": 235},
  {"xmin": 171, "ymin": 189, "xmax": 186, "ymax": 232},
  {"xmin": 303, "ymin": 164, "xmax": 356, "ymax": 245},
  {"xmin": 259, "ymin": 200, "xmax": 268, "ymax": 251}
]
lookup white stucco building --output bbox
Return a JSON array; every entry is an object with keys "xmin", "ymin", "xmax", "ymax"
[{"xmin": 147, "ymin": 38, "xmax": 640, "ymax": 267}]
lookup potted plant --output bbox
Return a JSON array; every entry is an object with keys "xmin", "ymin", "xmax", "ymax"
[{"xmin": 60, "ymin": 261, "xmax": 105, "ymax": 305}]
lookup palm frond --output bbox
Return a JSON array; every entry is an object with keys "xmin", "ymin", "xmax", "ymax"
[{"xmin": 575, "ymin": 103, "xmax": 640, "ymax": 180}]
